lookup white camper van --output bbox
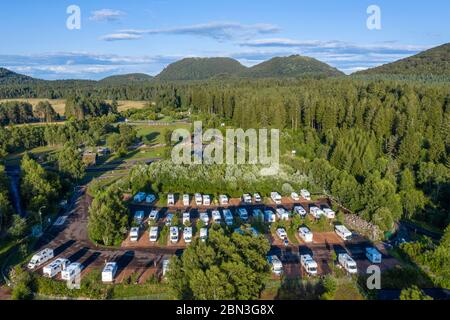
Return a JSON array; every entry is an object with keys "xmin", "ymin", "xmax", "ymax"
[
  {"xmin": 199, "ymin": 212, "xmax": 209, "ymax": 225},
  {"xmin": 102, "ymin": 262, "xmax": 118, "ymax": 283},
  {"xmin": 242, "ymin": 194, "xmax": 252, "ymax": 204},
  {"xmin": 276, "ymin": 208, "xmax": 289, "ymax": 221},
  {"xmin": 276, "ymin": 228, "xmax": 288, "ymax": 240},
  {"xmin": 264, "ymin": 210, "xmax": 276, "ymax": 223},
  {"xmin": 183, "ymin": 194, "xmax": 190, "ymax": 206},
  {"xmin": 301, "ymin": 254, "xmax": 318, "ymax": 276},
  {"xmin": 238, "ymin": 208, "xmax": 249, "ymax": 221},
  {"xmin": 335, "ymin": 225, "xmax": 352, "ymax": 241},
  {"xmin": 195, "ymin": 193, "xmax": 203, "ymax": 206},
  {"xmin": 268, "ymin": 255, "xmax": 283, "ymax": 276},
  {"xmin": 203, "ymin": 195, "xmax": 211, "ymax": 206},
  {"xmin": 148, "ymin": 209, "xmax": 159, "ymax": 221},
  {"xmin": 130, "ymin": 227, "xmax": 140, "ymax": 242},
  {"xmin": 167, "ymin": 193, "xmax": 175, "ymax": 206},
  {"xmin": 28, "ymin": 248, "xmax": 54, "ymax": 270},
  {"xmin": 61, "ymin": 262, "xmax": 82, "ymax": 281},
  {"xmin": 223, "ymin": 209, "xmax": 233, "ymax": 226},
  {"xmin": 294, "ymin": 205, "xmax": 307, "ymax": 217},
  {"xmin": 291, "ymin": 192, "xmax": 300, "ymax": 201},
  {"xmin": 298, "ymin": 227, "xmax": 313, "ymax": 243},
  {"xmin": 200, "ymin": 228, "xmax": 208, "ymax": 242},
  {"xmin": 300, "ymin": 189, "xmax": 311, "ymax": 201},
  {"xmin": 170, "ymin": 227, "xmax": 179, "ymax": 243},
  {"xmin": 43, "ymin": 258, "xmax": 70, "ymax": 278},
  {"xmin": 219, "ymin": 194, "xmax": 228, "ymax": 205},
  {"xmin": 253, "ymin": 193, "xmax": 262, "ymax": 203},
  {"xmin": 149, "ymin": 226, "xmax": 159, "ymax": 242},
  {"xmin": 211, "ymin": 210, "xmax": 221, "ymax": 223},
  {"xmin": 309, "ymin": 206, "xmax": 324, "ymax": 219},
  {"xmin": 366, "ymin": 247, "xmax": 382, "ymax": 264},
  {"xmin": 183, "ymin": 227, "xmax": 193, "ymax": 243},
  {"xmin": 271, "ymin": 192, "xmax": 282, "ymax": 204},
  {"xmin": 338, "ymin": 253, "xmax": 357, "ymax": 274},
  {"xmin": 323, "ymin": 208, "xmax": 336, "ymax": 219}
]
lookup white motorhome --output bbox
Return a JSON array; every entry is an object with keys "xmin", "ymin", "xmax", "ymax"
[
  {"xmin": 61, "ymin": 262, "xmax": 82, "ymax": 281},
  {"xmin": 242, "ymin": 194, "xmax": 252, "ymax": 204},
  {"xmin": 271, "ymin": 192, "xmax": 282, "ymax": 204},
  {"xmin": 195, "ymin": 193, "xmax": 203, "ymax": 206},
  {"xmin": 182, "ymin": 212, "xmax": 190, "ymax": 225},
  {"xmin": 366, "ymin": 247, "xmax": 382, "ymax": 264},
  {"xmin": 183, "ymin": 227, "xmax": 193, "ymax": 243},
  {"xmin": 300, "ymin": 189, "xmax": 311, "ymax": 201},
  {"xmin": 170, "ymin": 227, "xmax": 179, "ymax": 243},
  {"xmin": 276, "ymin": 228, "xmax": 287, "ymax": 240},
  {"xmin": 298, "ymin": 227, "xmax": 313, "ymax": 243},
  {"xmin": 264, "ymin": 210, "xmax": 276, "ymax": 223},
  {"xmin": 28, "ymin": 248, "xmax": 54, "ymax": 270},
  {"xmin": 182, "ymin": 194, "xmax": 190, "ymax": 206},
  {"xmin": 253, "ymin": 193, "xmax": 262, "ymax": 203},
  {"xmin": 219, "ymin": 194, "xmax": 229, "ymax": 205},
  {"xmin": 167, "ymin": 193, "xmax": 175, "ymax": 206},
  {"xmin": 200, "ymin": 228, "xmax": 208, "ymax": 242},
  {"xmin": 145, "ymin": 194, "xmax": 156, "ymax": 204},
  {"xmin": 43, "ymin": 258, "xmax": 70, "ymax": 278},
  {"xmin": 335, "ymin": 225, "xmax": 352, "ymax": 241},
  {"xmin": 309, "ymin": 206, "xmax": 324, "ymax": 219},
  {"xmin": 223, "ymin": 209, "xmax": 233, "ymax": 226},
  {"xmin": 291, "ymin": 192, "xmax": 300, "ymax": 201},
  {"xmin": 202, "ymin": 195, "xmax": 211, "ymax": 206},
  {"xmin": 294, "ymin": 205, "xmax": 307, "ymax": 217},
  {"xmin": 130, "ymin": 227, "xmax": 140, "ymax": 242},
  {"xmin": 238, "ymin": 208, "xmax": 249, "ymax": 221},
  {"xmin": 323, "ymin": 208, "xmax": 336, "ymax": 219},
  {"xmin": 149, "ymin": 226, "xmax": 159, "ymax": 242},
  {"xmin": 211, "ymin": 210, "xmax": 221, "ymax": 223},
  {"xmin": 338, "ymin": 253, "xmax": 357, "ymax": 274},
  {"xmin": 133, "ymin": 192, "xmax": 146, "ymax": 203},
  {"xmin": 102, "ymin": 262, "xmax": 118, "ymax": 283},
  {"xmin": 268, "ymin": 255, "xmax": 283, "ymax": 276},
  {"xmin": 252, "ymin": 209, "xmax": 263, "ymax": 220},
  {"xmin": 148, "ymin": 209, "xmax": 159, "ymax": 221},
  {"xmin": 301, "ymin": 255, "xmax": 318, "ymax": 276},
  {"xmin": 199, "ymin": 212, "xmax": 209, "ymax": 225},
  {"xmin": 276, "ymin": 208, "xmax": 289, "ymax": 221}
]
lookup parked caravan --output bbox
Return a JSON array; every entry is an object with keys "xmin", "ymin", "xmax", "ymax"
[
  {"xmin": 338, "ymin": 253, "xmax": 357, "ymax": 274},
  {"xmin": 219, "ymin": 195, "xmax": 229, "ymax": 205},
  {"xmin": 148, "ymin": 210, "xmax": 159, "ymax": 221},
  {"xmin": 167, "ymin": 193, "xmax": 175, "ymax": 206},
  {"xmin": 202, "ymin": 195, "xmax": 211, "ymax": 206},
  {"xmin": 242, "ymin": 194, "xmax": 252, "ymax": 204},
  {"xmin": 238, "ymin": 208, "xmax": 249, "ymax": 221},
  {"xmin": 145, "ymin": 194, "xmax": 156, "ymax": 204},
  {"xmin": 268, "ymin": 255, "xmax": 283, "ymax": 275},
  {"xmin": 223, "ymin": 209, "xmax": 233, "ymax": 226},
  {"xmin": 294, "ymin": 205, "xmax": 307, "ymax": 217},
  {"xmin": 253, "ymin": 193, "xmax": 262, "ymax": 203},
  {"xmin": 130, "ymin": 227, "xmax": 140, "ymax": 242},
  {"xmin": 335, "ymin": 225, "xmax": 352, "ymax": 241},
  {"xmin": 28, "ymin": 248, "xmax": 54, "ymax": 270},
  {"xmin": 149, "ymin": 226, "xmax": 159, "ymax": 242},
  {"xmin": 276, "ymin": 228, "xmax": 287, "ymax": 240},
  {"xmin": 199, "ymin": 212, "xmax": 209, "ymax": 225},
  {"xmin": 309, "ymin": 206, "xmax": 324, "ymax": 219},
  {"xmin": 195, "ymin": 193, "xmax": 203, "ymax": 206},
  {"xmin": 271, "ymin": 192, "xmax": 282, "ymax": 204},
  {"xmin": 276, "ymin": 208, "xmax": 289, "ymax": 221},
  {"xmin": 264, "ymin": 210, "xmax": 276, "ymax": 223},
  {"xmin": 291, "ymin": 192, "xmax": 300, "ymax": 201},
  {"xmin": 61, "ymin": 263, "xmax": 82, "ymax": 281},
  {"xmin": 298, "ymin": 227, "xmax": 313, "ymax": 242},
  {"xmin": 43, "ymin": 258, "xmax": 70, "ymax": 278},
  {"xmin": 170, "ymin": 227, "xmax": 179, "ymax": 243},
  {"xmin": 184, "ymin": 227, "xmax": 193, "ymax": 243},
  {"xmin": 102, "ymin": 262, "xmax": 118, "ymax": 283},
  {"xmin": 301, "ymin": 255, "xmax": 318, "ymax": 276},
  {"xmin": 366, "ymin": 247, "xmax": 382, "ymax": 264},
  {"xmin": 200, "ymin": 228, "xmax": 208, "ymax": 242},
  {"xmin": 300, "ymin": 189, "xmax": 311, "ymax": 201},
  {"xmin": 134, "ymin": 211, "xmax": 145, "ymax": 224},
  {"xmin": 183, "ymin": 194, "xmax": 190, "ymax": 206},
  {"xmin": 182, "ymin": 212, "xmax": 190, "ymax": 225},
  {"xmin": 133, "ymin": 192, "xmax": 146, "ymax": 203},
  {"xmin": 252, "ymin": 209, "xmax": 263, "ymax": 220},
  {"xmin": 323, "ymin": 208, "xmax": 336, "ymax": 219},
  {"xmin": 211, "ymin": 210, "xmax": 221, "ymax": 223}
]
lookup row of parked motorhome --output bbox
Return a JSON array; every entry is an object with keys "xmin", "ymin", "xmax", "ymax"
[
  {"xmin": 274, "ymin": 224, "xmax": 352, "ymax": 246},
  {"xmin": 130, "ymin": 225, "xmax": 208, "ymax": 244},
  {"xmin": 133, "ymin": 189, "xmax": 315, "ymax": 207}
]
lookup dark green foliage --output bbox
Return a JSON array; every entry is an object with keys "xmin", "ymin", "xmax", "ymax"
[
  {"xmin": 33, "ymin": 101, "xmax": 58, "ymax": 122},
  {"xmin": 400, "ymin": 285, "xmax": 433, "ymax": 300},
  {"xmin": 0, "ymin": 101, "xmax": 34, "ymax": 125},
  {"xmin": 65, "ymin": 96, "xmax": 116, "ymax": 120},
  {"xmin": 100, "ymin": 73, "xmax": 154, "ymax": 85}
]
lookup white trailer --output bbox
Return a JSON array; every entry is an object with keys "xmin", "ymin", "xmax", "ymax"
[
  {"xmin": 170, "ymin": 227, "xmax": 179, "ymax": 243},
  {"xmin": 271, "ymin": 192, "xmax": 282, "ymax": 204},
  {"xmin": 335, "ymin": 225, "xmax": 352, "ymax": 241},
  {"xmin": 182, "ymin": 212, "xmax": 190, "ymax": 225},
  {"xmin": 294, "ymin": 205, "xmax": 307, "ymax": 217},
  {"xmin": 268, "ymin": 255, "xmax": 283, "ymax": 276},
  {"xmin": 195, "ymin": 193, "xmax": 203, "ymax": 206},
  {"xmin": 301, "ymin": 254, "xmax": 318, "ymax": 276},
  {"xmin": 149, "ymin": 226, "xmax": 159, "ymax": 242},
  {"xmin": 223, "ymin": 209, "xmax": 233, "ymax": 226},
  {"xmin": 242, "ymin": 194, "xmax": 252, "ymax": 204},
  {"xmin": 219, "ymin": 194, "xmax": 228, "ymax": 205},
  {"xmin": 338, "ymin": 253, "xmax": 357, "ymax": 274},
  {"xmin": 199, "ymin": 212, "xmax": 209, "ymax": 225},
  {"xmin": 133, "ymin": 192, "xmax": 146, "ymax": 203},
  {"xmin": 309, "ymin": 206, "xmax": 324, "ymax": 219},
  {"xmin": 276, "ymin": 208, "xmax": 289, "ymax": 221},
  {"xmin": 183, "ymin": 194, "xmax": 190, "ymax": 206},
  {"xmin": 200, "ymin": 228, "xmax": 208, "ymax": 242},
  {"xmin": 366, "ymin": 247, "xmax": 382, "ymax": 264},
  {"xmin": 61, "ymin": 262, "xmax": 83, "ymax": 281},
  {"xmin": 300, "ymin": 189, "xmax": 311, "ymax": 201},
  {"xmin": 291, "ymin": 192, "xmax": 300, "ymax": 201},
  {"xmin": 43, "ymin": 258, "xmax": 70, "ymax": 278},
  {"xmin": 102, "ymin": 262, "xmax": 118, "ymax": 283},
  {"xmin": 323, "ymin": 208, "xmax": 336, "ymax": 219},
  {"xmin": 276, "ymin": 228, "xmax": 287, "ymax": 240},
  {"xmin": 148, "ymin": 209, "xmax": 159, "ymax": 221},
  {"xmin": 211, "ymin": 210, "xmax": 221, "ymax": 223},
  {"xmin": 28, "ymin": 248, "xmax": 54, "ymax": 270},
  {"xmin": 167, "ymin": 193, "xmax": 175, "ymax": 206},
  {"xmin": 253, "ymin": 193, "xmax": 262, "ymax": 203},
  {"xmin": 298, "ymin": 227, "xmax": 313, "ymax": 243},
  {"xmin": 130, "ymin": 227, "xmax": 140, "ymax": 242},
  {"xmin": 202, "ymin": 195, "xmax": 211, "ymax": 206},
  {"xmin": 183, "ymin": 227, "xmax": 193, "ymax": 243},
  {"xmin": 238, "ymin": 208, "xmax": 249, "ymax": 221},
  {"xmin": 145, "ymin": 194, "xmax": 156, "ymax": 204},
  {"xmin": 264, "ymin": 210, "xmax": 276, "ymax": 223}
]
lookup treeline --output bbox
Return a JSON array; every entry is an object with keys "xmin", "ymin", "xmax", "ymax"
[
  {"xmin": 0, "ymin": 100, "xmax": 58, "ymax": 125},
  {"xmin": 65, "ymin": 96, "xmax": 117, "ymax": 120}
]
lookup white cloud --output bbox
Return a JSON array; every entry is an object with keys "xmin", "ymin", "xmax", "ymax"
[
  {"xmin": 100, "ymin": 33, "xmax": 142, "ymax": 41},
  {"xmin": 89, "ymin": 9, "xmax": 126, "ymax": 22}
]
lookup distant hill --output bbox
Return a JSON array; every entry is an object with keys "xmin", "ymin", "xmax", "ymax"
[
  {"xmin": 156, "ymin": 57, "xmax": 246, "ymax": 81},
  {"xmin": 242, "ymin": 55, "xmax": 345, "ymax": 78},
  {"xmin": 354, "ymin": 43, "xmax": 450, "ymax": 77},
  {"xmin": 100, "ymin": 73, "xmax": 154, "ymax": 85},
  {"xmin": 0, "ymin": 67, "xmax": 38, "ymax": 85}
]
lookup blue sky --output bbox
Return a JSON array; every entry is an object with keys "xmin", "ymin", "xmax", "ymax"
[{"xmin": 0, "ymin": 0, "xmax": 448, "ymax": 79}]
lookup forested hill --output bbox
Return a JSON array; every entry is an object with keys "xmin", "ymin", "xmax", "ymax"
[
  {"xmin": 156, "ymin": 57, "xmax": 247, "ymax": 81},
  {"xmin": 242, "ymin": 55, "xmax": 345, "ymax": 78},
  {"xmin": 100, "ymin": 73, "xmax": 154, "ymax": 85},
  {"xmin": 0, "ymin": 67, "xmax": 38, "ymax": 85},
  {"xmin": 355, "ymin": 43, "xmax": 450, "ymax": 77}
]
